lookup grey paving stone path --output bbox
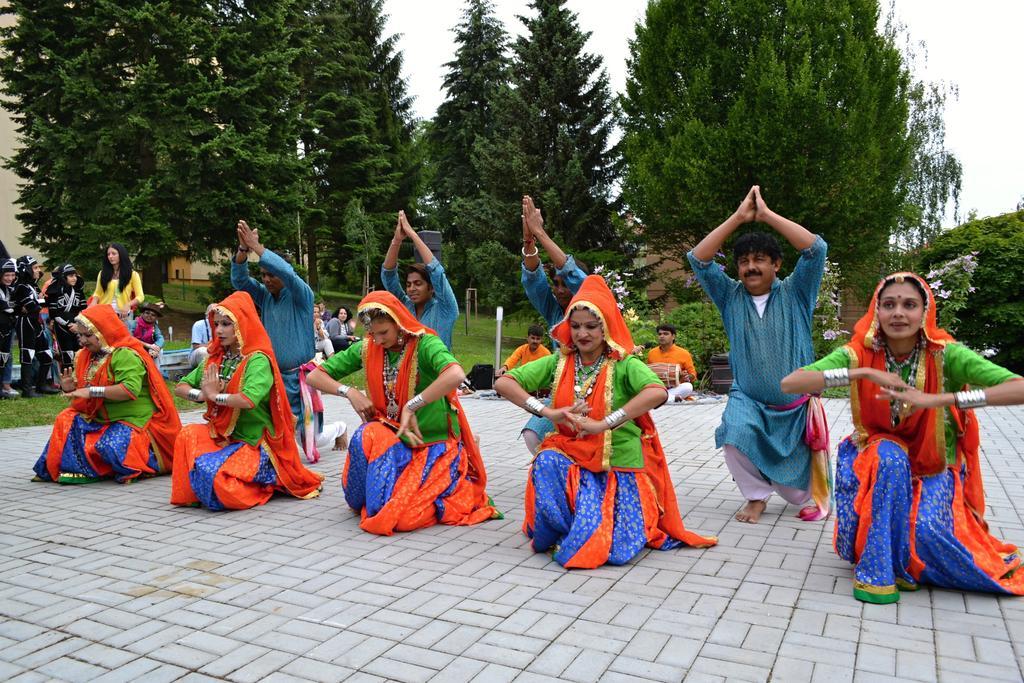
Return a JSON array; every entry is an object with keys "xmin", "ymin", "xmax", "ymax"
[{"xmin": 1, "ymin": 396, "xmax": 1023, "ymax": 682}]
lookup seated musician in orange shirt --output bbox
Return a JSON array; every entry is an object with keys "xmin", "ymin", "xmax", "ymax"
[
  {"xmin": 497, "ymin": 324, "xmax": 551, "ymax": 375},
  {"xmin": 646, "ymin": 324, "xmax": 696, "ymax": 402}
]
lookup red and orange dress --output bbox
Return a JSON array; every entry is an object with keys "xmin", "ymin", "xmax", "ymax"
[
  {"xmin": 806, "ymin": 272, "xmax": 1024, "ymax": 603},
  {"xmin": 505, "ymin": 276, "xmax": 717, "ymax": 568},
  {"xmin": 170, "ymin": 292, "xmax": 323, "ymax": 510},
  {"xmin": 33, "ymin": 306, "xmax": 180, "ymax": 483},
  {"xmin": 319, "ymin": 291, "xmax": 499, "ymax": 535}
]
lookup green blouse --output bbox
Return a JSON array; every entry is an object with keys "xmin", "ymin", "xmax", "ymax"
[
  {"xmin": 805, "ymin": 342, "xmax": 1020, "ymax": 464},
  {"xmin": 320, "ymin": 334, "xmax": 461, "ymax": 445},
  {"xmin": 507, "ymin": 353, "xmax": 665, "ymax": 469},
  {"xmin": 181, "ymin": 353, "xmax": 274, "ymax": 446},
  {"xmin": 100, "ymin": 348, "xmax": 154, "ymax": 428}
]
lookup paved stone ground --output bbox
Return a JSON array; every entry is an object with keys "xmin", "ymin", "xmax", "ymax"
[{"xmin": 1, "ymin": 396, "xmax": 1023, "ymax": 682}]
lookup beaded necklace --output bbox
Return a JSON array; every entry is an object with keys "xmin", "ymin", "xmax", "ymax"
[
  {"xmin": 573, "ymin": 349, "xmax": 608, "ymax": 402},
  {"xmin": 85, "ymin": 350, "xmax": 109, "ymax": 386},
  {"xmin": 219, "ymin": 349, "xmax": 243, "ymax": 384},
  {"xmin": 383, "ymin": 339, "xmax": 407, "ymax": 420},
  {"xmin": 883, "ymin": 336, "xmax": 923, "ymax": 426}
]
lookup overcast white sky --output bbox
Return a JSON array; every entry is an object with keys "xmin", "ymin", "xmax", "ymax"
[{"xmin": 384, "ymin": 1, "xmax": 1024, "ymax": 226}]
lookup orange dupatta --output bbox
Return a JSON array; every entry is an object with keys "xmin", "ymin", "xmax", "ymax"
[
  {"xmin": 71, "ymin": 305, "xmax": 181, "ymax": 469},
  {"xmin": 205, "ymin": 292, "xmax": 323, "ymax": 498},
  {"xmin": 547, "ymin": 275, "xmax": 714, "ymax": 546},
  {"xmin": 356, "ymin": 291, "xmax": 491, "ymax": 502}
]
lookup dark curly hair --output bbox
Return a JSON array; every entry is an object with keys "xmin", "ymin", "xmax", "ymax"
[{"xmin": 733, "ymin": 232, "xmax": 782, "ymax": 266}]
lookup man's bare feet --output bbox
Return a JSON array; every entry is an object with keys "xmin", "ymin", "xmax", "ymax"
[{"xmin": 735, "ymin": 499, "xmax": 767, "ymax": 523}]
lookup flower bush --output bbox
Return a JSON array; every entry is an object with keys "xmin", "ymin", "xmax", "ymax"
[
  {"xmin": 813, "ymin": 258, "xmax": 849, "ymax": 358},
  {"xmin": 924, "ymin": 251, "xmax": 978, "ymax": 334}
]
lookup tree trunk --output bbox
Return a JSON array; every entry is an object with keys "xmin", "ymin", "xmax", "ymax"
[
  {"xmin": 306, "ymin": 228, "xmax": 318, "ymax": 290},
  {"xmin": 141, "ymin": 255, "xmax": 164, "ymax": 300}
]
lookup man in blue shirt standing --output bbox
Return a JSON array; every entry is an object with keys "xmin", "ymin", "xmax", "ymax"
[
  {"xmin": 231, "ymin": 219, "xmax": 315, "ymax": 424},
  {"xmin": 688, "ymin": 186, "xmax": 827, "ymax": 524}
]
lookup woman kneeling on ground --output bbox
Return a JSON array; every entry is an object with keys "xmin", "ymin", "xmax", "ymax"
[
  {"xmin": 170, "ymin": 292, "xmax": 323, "ymax": 510},
  {"xmin": 306, "ymin": 291, "xmax": 500, "ymax": 535},
  {"xmin": 494, "ymin": 275, "xmax": 717, "ymax": 569},
  {"xmin": 33, "ymin": 306, "xmax": 180, "ymax": 484},
  {"xmin": 781, "ymin": 272, "xmax": 1024, "ymax": 604}
]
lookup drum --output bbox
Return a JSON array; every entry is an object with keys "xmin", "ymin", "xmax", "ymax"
[{"xmin": 647, "ymin": 363, "xmax": 681, "ymax": 388}]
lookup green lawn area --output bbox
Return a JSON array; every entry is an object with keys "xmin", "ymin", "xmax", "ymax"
[{"xmin": 1, "ymin": 311, "xmax": 535, "ymax": 429}]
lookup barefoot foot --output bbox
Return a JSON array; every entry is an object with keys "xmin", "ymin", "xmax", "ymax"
[{"xmin": 735, "ymin": 499, "xmax": 767, "ymax": 524}]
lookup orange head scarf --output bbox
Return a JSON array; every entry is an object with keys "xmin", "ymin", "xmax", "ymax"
[
  {"xmin": 550, "ymin": 275, "xmax": 635, "ymax": 360},
  {"xmin": 846, "ymin": 272, "xmax": 966, "ymax": 476},
  {"xmin": 356, "ymin": 291, "xmax": 435, "ymax": 421},
  {"xmin": 72, "ymin": 305, "xmax": 181, "ymax": 465},
  {"xmin": 205, "ymin": 291, "xmax": 322, "ymax": 497}
]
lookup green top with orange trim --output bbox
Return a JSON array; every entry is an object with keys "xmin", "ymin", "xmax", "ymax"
[
  {"xmin": 95, "ymin": 347, "xmax": 153, "ymax": 428},
  {"xmin": 181, "ymin": 353, "xmax": 274, "ymax": 446},
  {"xmin": 508, "ymin": 353, "xmax": 664, "ymax": 469},
  {"xmin": 321, "ymin": 334, "xmax": 461, "ymax": 445},
  {"xmin": 805, "ymin": 342, "xmax": 1019, "ymax": 465}
]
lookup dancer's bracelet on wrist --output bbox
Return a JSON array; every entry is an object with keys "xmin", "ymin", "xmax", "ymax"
[
  {"xmin": 823, "ymin": 368, "xmax": 850, "ymax": 388},
  {"xmin": 604, "ymin": 408, "xmax": 628, "ymax": 430},
  {"xmin": 521, "ymin": 244, "xmax": 539, "ymax": 258},
  {"xmin": 188, "ymin": 388, "xmax": 203, "ymax": 402},
  {"xmin": 954, "ymin": 388, "xmax": 986, "ymax": 410},
  {"xmin": 215, "ymin": 393, "xmax": 230, "ymax": 406},
  {"xmin": 88, "ymin": 385, "xmax": 106, "ymax": 399},
  {"xmin": 336, "ymin": 384, "xmax": 351, "ymax": 398},
  {"xmin": 237, "ymin": 245, "xmax": 249, "ymax": 253},
  {"xmin": 524, "ymin": 396, "xmax": 546, "ymax": 416},
  {"xmin": 406, "ymin": 394, "xmax": 426, "ymax": 413}
]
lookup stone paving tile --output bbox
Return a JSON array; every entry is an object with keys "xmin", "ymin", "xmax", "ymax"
[{"xmin": 1, "ymin": 398, "xmax": 1023, "ymax": 681}]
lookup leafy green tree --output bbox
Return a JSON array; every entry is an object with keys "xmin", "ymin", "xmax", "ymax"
[
  {"xmin": 1, "ymin": 1, "xmax": 307, "ymax": 297},
  {"xmin": 341, "ymin": 198, "xmax": 380, "ymax": 295},
  {"xmin": 917, "ymin": 211, "xmax": 1024, "ymax": 373},
  {"xmin": 621, "ymin": 0, "xmax": 959, "ymax": 293}
]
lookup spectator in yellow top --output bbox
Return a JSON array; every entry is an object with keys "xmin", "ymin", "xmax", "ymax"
[
  {"xmin": 498, "ymin": 324, "xmax": 551, "ymax": 376},
  {"xmin": 90, "ymin": 243, "xmax": 144, "ymax": 319},
  {"xmin": 647, "ymin": 324, "xmax": 697, "ymax": 402}
]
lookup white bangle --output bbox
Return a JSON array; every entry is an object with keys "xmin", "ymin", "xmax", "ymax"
[
  {"xmin": 823, "ymin": 368, "xmax": 850, "ymax": 388},
  {"xmin": 521, "ymin": 244, "xmax": 539, "ymax": 258},
  {"xmin": 604, "ymin": 408, "xmax": 628, "ymax": 429},
  {"xmin": 215, "ymin": 393, "xmax": 230, "ymax": 406},
  {"xmin": 406, "ymin": 394, "xmax": 426, "ymax": 413},
  {"xmin": 89, "ymin": 385, "xmax": 106, "ymax": 399},
  {"xmin": 954, "ymin": 389, "xmax": 986, "ymax": 410},
  {"xmin": 188, "ymin": 388, "xmax": 203, "ymax": 402},
  {"xmin": 337, "ymin": 384, "xmax": 351, "ymax": 398},
  {"xmin": 524, "ymin": 396, "xmax": 546, "ymax": 416}
]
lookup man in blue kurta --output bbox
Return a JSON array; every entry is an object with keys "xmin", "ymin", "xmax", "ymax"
[
  {"xmin": 688, "ymin": 186, "xmax": 827, "ymax": 524},
  {"xmin": 517, "ymin": 195, "xmax": 587, "ymax": 453},
  {"xmin": 231, "ymin": 220, "xmax": 314, "ymax": 423}
]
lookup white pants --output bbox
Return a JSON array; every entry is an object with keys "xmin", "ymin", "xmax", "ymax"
[
  {"xmin": 722, "ymin": 445, "xmax": 811, "ymax": 505},
  {"xmin": 188, "ymin": 346, "xmax": 209, "ymax": 369},
  {"xmin": 316, "ymin": 338, "xmax": 334, "ymax": 358},
  {"xmin": 667, "ymin": 382, "xmax": 693, "ymax": 401}
]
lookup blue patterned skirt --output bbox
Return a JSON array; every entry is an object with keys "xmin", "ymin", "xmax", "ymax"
[{"xmin": 835, "ymin": 436, "xmax": 1024, "ymax": 603}]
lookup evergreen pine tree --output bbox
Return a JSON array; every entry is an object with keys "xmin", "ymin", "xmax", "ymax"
[
  {"xmin": 294, "ymin": 0, "xmax": 394, "ymax": 289},
  {"xmin": 487, "ymin": 0, "xmax": 619, "ymax": 250},
  {"xmin": 1, "ymin": 1, "xmax": 306, "ymax": 296},
  {"xmin": 427, "ymin": 0, "xmax": 512, "ymax": 299}
]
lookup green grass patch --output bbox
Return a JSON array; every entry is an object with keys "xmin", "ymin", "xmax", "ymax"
[{"xmin": 0, "ymin": 380, "xmax": 201, "ymax": 429}]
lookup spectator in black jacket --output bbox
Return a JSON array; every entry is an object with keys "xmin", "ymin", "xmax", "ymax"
[
  {"xmin": 14, "ymin": 255, "xmax": 58, "ymax": 397},
  {"xmin": 45, "ymin": 264, "xmax": 87, "ymax": 369}
]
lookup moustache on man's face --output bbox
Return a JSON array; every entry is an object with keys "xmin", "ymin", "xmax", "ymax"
[{"xmin": 743, "ymin": 269, "xmax": 762, "ymax": 278}]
